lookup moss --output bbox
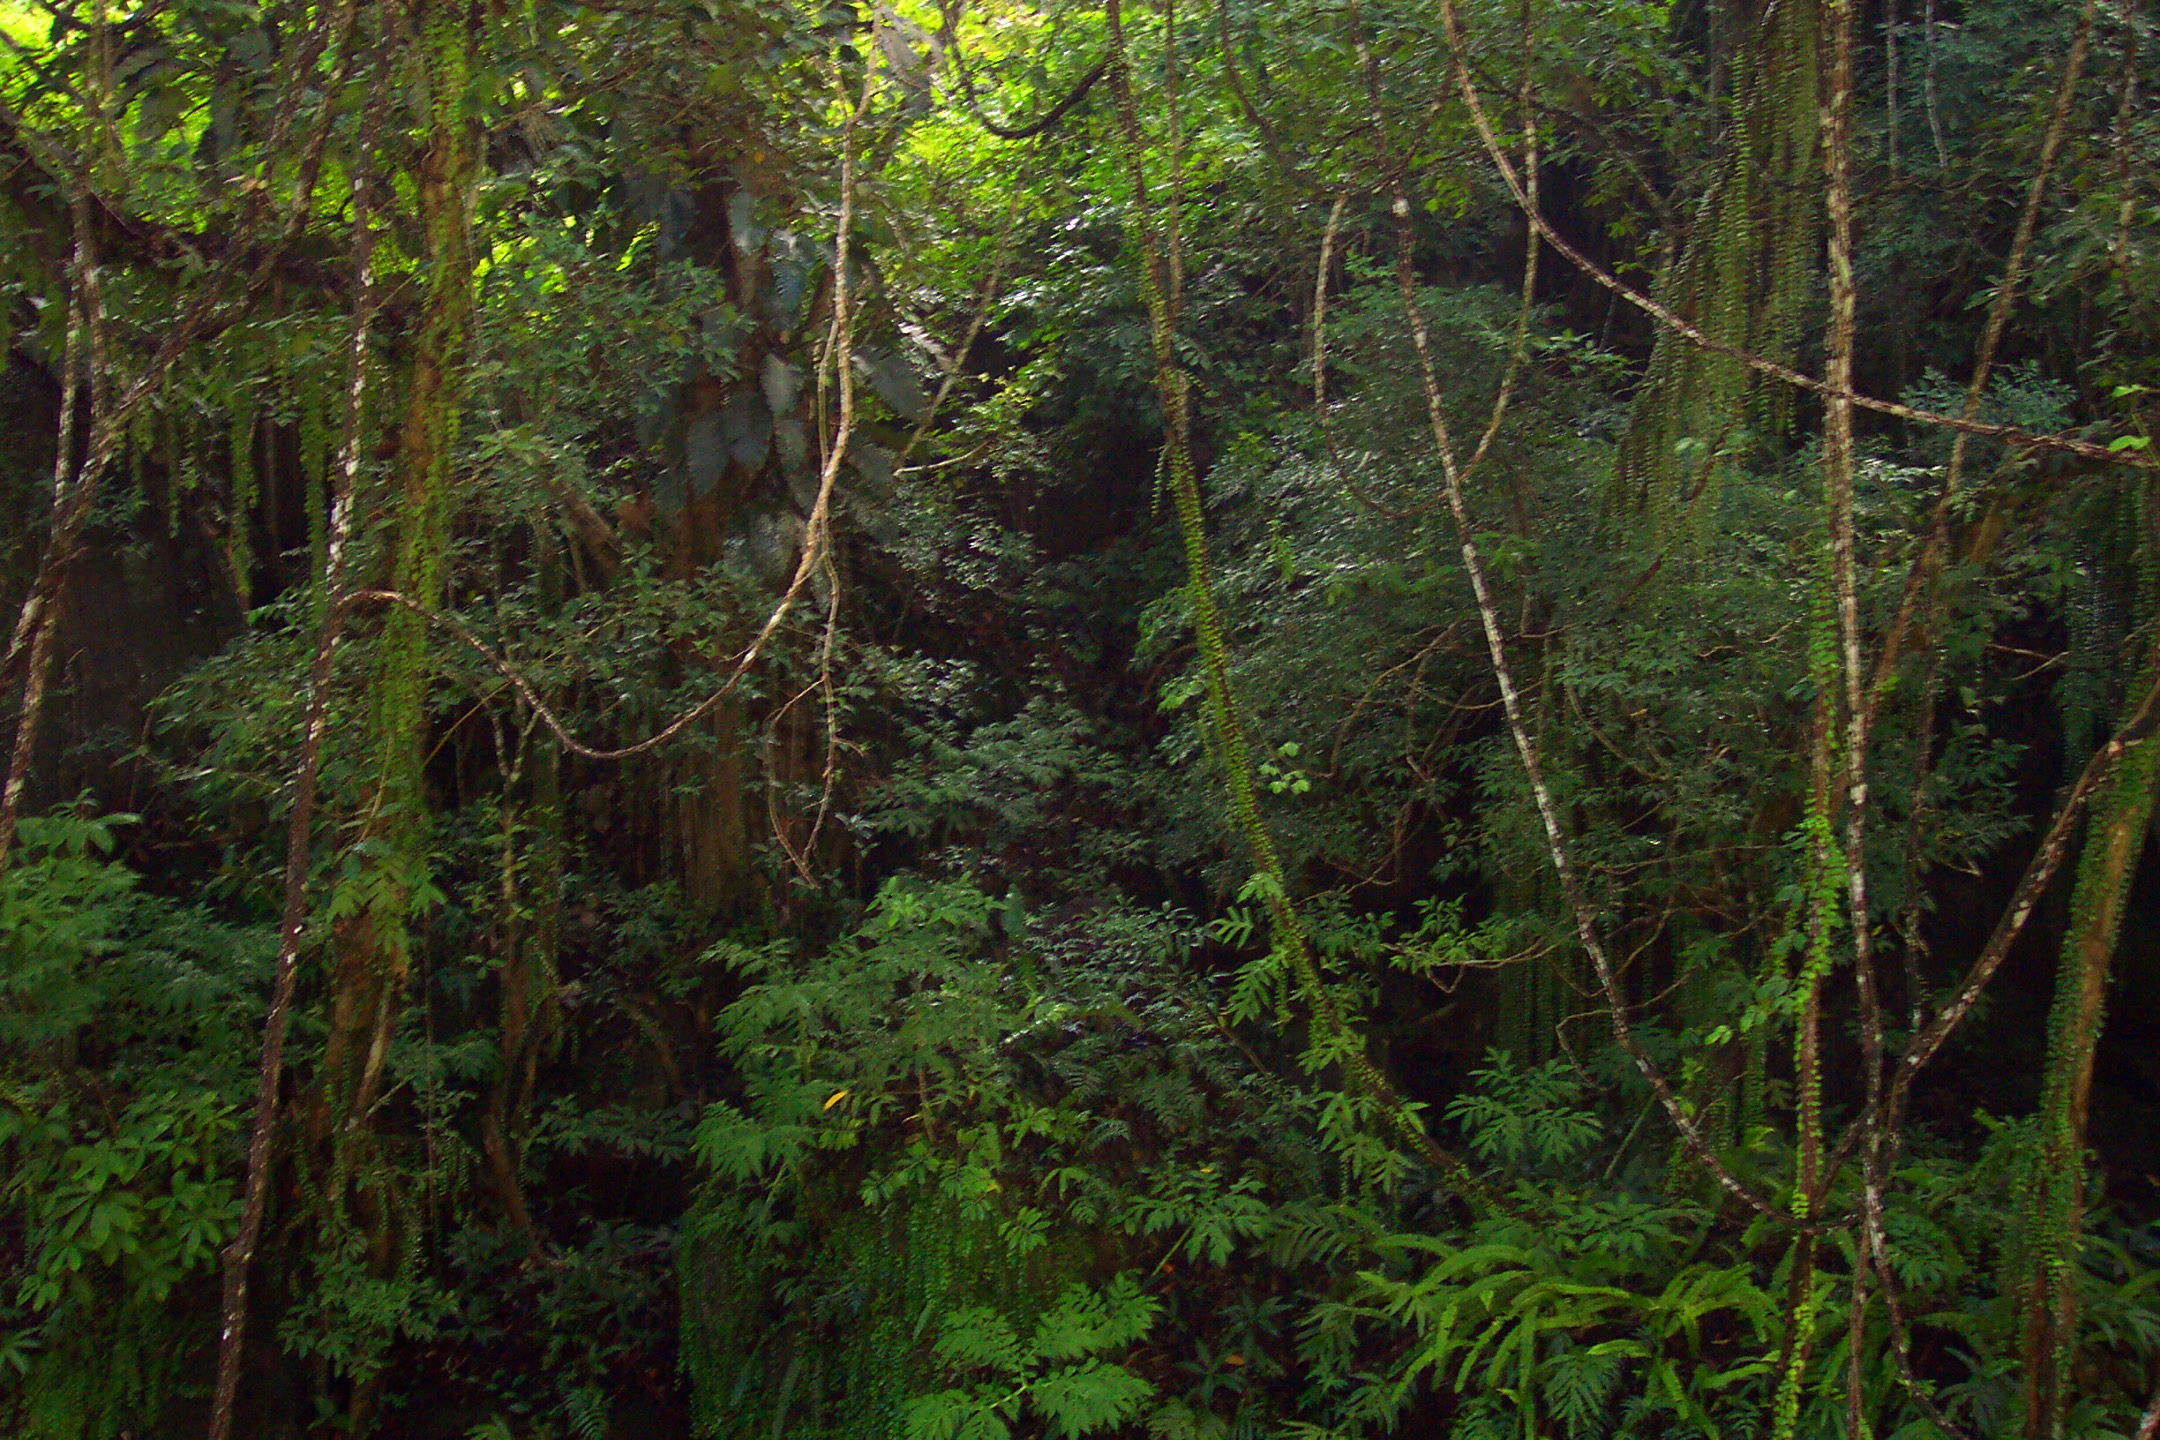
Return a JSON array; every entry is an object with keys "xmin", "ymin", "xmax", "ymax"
[
  {"xmin": 6, "ymin": 1291, "xmax": 196, "ymax": 1440},
  {"xmin": 1614, "ymin": 0, "xmax": 1824, "ymax": 529},
  {"xmin": 680, "ymin": 1185, "xmax": 1085, "ymax": 1440}
]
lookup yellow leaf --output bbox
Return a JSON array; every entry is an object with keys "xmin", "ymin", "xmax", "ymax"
[{"xmin": 823, "ymin": 1090, "xmax": 850, "ymax": 1111}]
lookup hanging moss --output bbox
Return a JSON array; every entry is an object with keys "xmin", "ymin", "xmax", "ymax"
[
  {"xmin": 227, "ymin": 406, "xmax": 256, "ymax": 609},
  {"xmin": 6, "ymin": 1291, "xmax": 195, "ymax": 1440},
  {"xmin": 1614, "ymin": 0, "xmax": 1824, "ymax": 531},
  {"xmin": 679, "ymin": 1184, "xmax": 1085, "ymax": 1440}
]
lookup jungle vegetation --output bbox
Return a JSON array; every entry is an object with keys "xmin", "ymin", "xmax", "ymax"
[{"xmin": 2, "ymin": 0, "xmax": 2159, "ymax": 1435}]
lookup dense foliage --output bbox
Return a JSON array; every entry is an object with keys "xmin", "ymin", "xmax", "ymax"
[{"xmin": 2, "ymin": 0, "xmax": 2158, "ymax": 1435}]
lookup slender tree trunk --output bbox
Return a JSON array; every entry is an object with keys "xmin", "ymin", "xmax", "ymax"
[
  {"xmin": 1818, "ymin": 10, "xmax": 1897, "ymax": 1432},
  {"xmin": 479, "ymin": 758, "xmax": 538, "ymax": 1236},
  {"xmin": 1922, "ymin": 0, "xmax": 1947, "ymax": 168},
  {"xmin": 1885, "ymin": 0, "xmax": 1900, "ymax": 176},
  {"xmin": 479, "ymin": 709, "xmax": 558, "ymax": 1236}
]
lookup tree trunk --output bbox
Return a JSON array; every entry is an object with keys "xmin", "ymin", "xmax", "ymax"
[
  {"xmin": 303, "ymin": 13, "xmax": 478, "ymax": 1418},
  {"xmin": 315, "ymin": 0, "xmax": 477, "ymax": 1142}
]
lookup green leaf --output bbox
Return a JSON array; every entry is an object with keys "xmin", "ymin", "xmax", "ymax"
[
  {"xmin": 905, "ymin": 1390, "xmax": 1006, "ymax": 1440},
  {"xmin": 936, "ymin": 1306, "xmax": 1024, "ymax": 1372},
  {"xmin": 1031, "ymin": 1360, "xmax": 1153, "ymax": 1438}
]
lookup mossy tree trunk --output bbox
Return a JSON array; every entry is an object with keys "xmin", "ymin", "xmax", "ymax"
[
  {"xmin": 315, "ymin": 0, "xmax": 477, "ymax": 1142},
  {"xmin": 305, "ymin": 13, "xmax": 479, "ymax": 1414}
]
